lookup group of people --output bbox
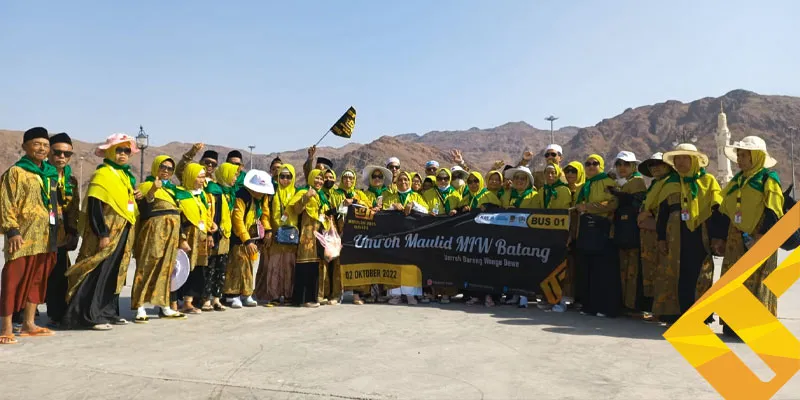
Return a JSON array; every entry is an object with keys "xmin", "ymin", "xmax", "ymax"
[{"xmin": 0, "ymin": 126, "xmax": 785, "ymax": 344}]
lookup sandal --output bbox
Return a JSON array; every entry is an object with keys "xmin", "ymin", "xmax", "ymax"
[
  {"xmin": 134, "ymin": 316, "xmax": 149, "ymax": 324},
  {"xmin": 201, "ymin": 305, "xmax": 214, "ymax": 312},
  {"xmin": 213, "ymin": 303, "xmax": 227, "ymax": 311},
  {"xmin": 353, "ymin": 299, "xmax": 365, "ymax": 305},
  {"xmin": 484, "ymin": 296, "xmax": 496, "ymax": 307},
  {"xmin": 0, "ymin": 335, "xmax": 19, "ymax": 344},
  {"xmin": 159, "ymin": 309, "xmax": 188, "ymax": 319},
  {"xmin": 18, "ymin": 327, "xmax": 55, "ymax": 337},
  {"xmin": 92, "ymin": 324, "xmax": 113, "ymax": 331},
  {"xmin": 180, "ymin": 307, "xmax": 202, "ymax": 315},
  {"xmin": 111, "ymin": 317, "xmax": 129, "ymax": 325}
]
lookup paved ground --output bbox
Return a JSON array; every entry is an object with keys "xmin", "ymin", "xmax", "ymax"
[{"xmin": 1, "ymin": 242, "xmax": 799, "ymax": 399}]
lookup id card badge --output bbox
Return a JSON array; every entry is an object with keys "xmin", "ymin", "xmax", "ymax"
[
  {"xmin": 127, "ymin": 200, "xmax": 135, "ymax": 213},
  {"xmin": 734, "ymin": 211, "xmax": 742, "ymax": 224},
  {"xmin": 680, "ymin": 210, "xmax": 690, "ymax": 221},
  {"xmin": 49, "ymin": 211, "xmax": 56, "ymax": 225},
  {"xmin": 198, "ymin": 221, "xmax": 206, "ymax": 232},
  {"xmin": 338, "ymin": 204, "xmax": 349, "ymax": 215},
  {"xmin": 280, "ymin": 214, "xmax": 288, "ymax": 223}
]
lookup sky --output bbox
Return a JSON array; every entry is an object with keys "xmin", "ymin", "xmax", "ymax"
[{"xmin": 2, "ymin": 0, "xmax": 799, "ymax": 153}]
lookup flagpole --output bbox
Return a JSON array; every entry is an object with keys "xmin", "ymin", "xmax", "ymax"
[{"xmin": 314, "ymin": 129, "xmax": 333, "ymax": 147}]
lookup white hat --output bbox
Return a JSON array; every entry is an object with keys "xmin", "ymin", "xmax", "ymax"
[
  {"xmin": 503, "ymin": 166, "xmax": 535, "ymax": 186},
  {"xmin": 450, "ymin": 165, "xmax": 469, "ymax": 180},
  {"xmin": 614, "ymin": 151, "xmax": 640, "ymax": 163},
  {"xmin": 638, "ymin": 152, "xmax": 671, "ymax": 177},
  {"xmin": 425, "ymin": 160, "xmax": 439, "ymax": 169},
  {"xmin": 386, "ymin": 157, "xmax": 401, "ymax": 167},
  {"xmin": 243, "ymin": 169, "xmax": 275, "ymax": 195},
  {"xmin": 545, "ymin": 144, "xmax": 563, "ymax": 154},
  {"xmin": 363, "ymin": 165, "xmax": 393, "ymax": 188},
  {"xmin": 663, "ymin": 143, "xmax": 710, "ymax": 168},
  {"xmin": 724, "ymin": 136, "xmax": 777, "ymax": 168},
  {"xmin": 170, "ymin": 249, "xmax": 191, "ymax": 292}
]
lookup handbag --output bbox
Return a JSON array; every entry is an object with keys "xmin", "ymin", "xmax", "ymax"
[
  {"xmin": 613, "ymin": 204, "xmax": 640, "ymax": 249},
  {"xmin": 577, "ymin": 213, "xmax": 611, "ymax": 253},
  {"xmin": 274, "ymin": 192, "xmax": 300, "ymax": 245}
]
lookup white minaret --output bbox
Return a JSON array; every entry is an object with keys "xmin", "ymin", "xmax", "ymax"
[{"xmin": 716, "ymin": 102, "xmax": 734, "ymax": 184}]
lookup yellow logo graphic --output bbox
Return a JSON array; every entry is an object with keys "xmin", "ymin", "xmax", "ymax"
[
  {"xmin": 525, "ymin": 213, "xmax": 569, "ymax": 230},
  {"xmin": 540, "ymin": 260, "xmax": 567, "ymax": 304},
  {"xmin": 664, "ymin": 204, "xmax": 800, "ymax": 399},
  {"xmin": 353, "ymin": 206, "xmax": 375, "ymax": 220}
]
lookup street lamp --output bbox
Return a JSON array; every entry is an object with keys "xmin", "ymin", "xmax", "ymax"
[
  {"xmin": 672, "ymin": 127, "xmax": 698, "ymax": 147},
  {"xmin": 790, "ymin": 127, "xmax": 797, "ymax": 199},
  {"xmin": 79, "ymin": 156, "xmax": 85, "ymax": 199},
  {"xmin": 135, "ymin": 125, "xmax": 149, "ymax": 182},
  {"xmin": 545, "ymin": 115, "xmax": 559, "ymax": 145},
  {"xmin": 247, "ymin": 145, "xmax": 256, "ymax": 170}
]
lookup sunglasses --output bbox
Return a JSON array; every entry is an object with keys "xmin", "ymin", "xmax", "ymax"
[
  {"xmin": 159, "ymin": 164, "xmax": 175, "ymax": 172},
  {"xmin": 585, "ymin": 161, "xmax": 600, "ymax": 167},
  {"xmin": 203, "ymin": 160, "xmax": 218, "ymax": 168},
  {"xmin": 467, "ymin": 179, "xmax": 479, "ymax": 184},
  {"xmin": 230, "ymin": 161, "xmax": 242, "ymax": 166},
  {"xmin": 371, "ymin": 174, "xmax": 384, "ymax": 179},
  {"xmin": 387, "ymin": 165, "xmax": 400, "ymax": 170},
  {"xmin": 614, "ymin": 161, "xmax": 630, "ymax": 167},
  {"xmin": 545, "ymin": 152, "xmax": 559, "ymax": 158},
  {"xmin": 52, "ymin": 150, "xmax": 73, "ymax": 158},
  {"xmin": 116, "ymin": 147, "xmax": 132, "ymax": 155},
  {"xmin": 436, "ymin": 176, "xmax": 449, "ymax": 181},
  {"xmin": 563, "ymin": 168, "xmax": 578, "ymax": 174},
  {"xmin": 278, "ymin": 174, "xmax": 292, "ymax": 180}
]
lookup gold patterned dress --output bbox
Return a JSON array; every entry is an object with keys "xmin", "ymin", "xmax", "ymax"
[
  {"xmin": 224, "ymin": 187, "xmax": 271, "ymax": 299},
  {"xmin": 131, "ymin": 197, "xmax": 180, "ymax": 309}
]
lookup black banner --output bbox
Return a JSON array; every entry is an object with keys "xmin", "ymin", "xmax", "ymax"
[
  {"xmin": 330, "ymin": 106, "xmax": 356, "ymax": 139},
  {"xmin": 340, "ymin": 206, "xmax": 570, "ymax": 302}
]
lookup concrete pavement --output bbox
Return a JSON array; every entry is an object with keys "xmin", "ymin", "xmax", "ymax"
[{"xmin": 1, "ymin": 244, "xmax": 799, "ymax": 399}]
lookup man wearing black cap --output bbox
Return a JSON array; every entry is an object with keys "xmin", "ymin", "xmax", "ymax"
[
  {"xmin": 44, "ymin": 132, "xmax": 81, "ymax": 327},
  {"xmin": 175, "ymin": 143, "xmax": 220, "ymax": 182},
  {"xmin": 226, "ymin": 150, "xmax": 244, "ymax": 170},
  {"xmin": 269, "ymin": 157, "xmax": 282, "ymax": 187},
  {"xmin": 0, "ymin": 127, "xmax": 60, "ymax": 343},
  {"xmin": 303, "ymin": 145, "xmax": 334, "ymax": 183}
]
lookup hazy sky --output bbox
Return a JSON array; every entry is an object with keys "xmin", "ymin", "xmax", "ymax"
[{"xmin": 2, "ymin": 1, "xmax": 798, "ymax": 152}]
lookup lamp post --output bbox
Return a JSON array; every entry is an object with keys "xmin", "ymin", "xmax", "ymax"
[
  {"xmin": 790, "ymin": 127, "xmax": 797, "ymax": 199},
  {"xmin": 135, "ymin": 125, "xmax": 149, "ymax": 182},
  {"xmin": 672, "ymin": 127, "xmax": 698, "ymax": 147},
  {"xmin": 545, "ymin": 115, "xmax": 559, "ymax": 145},
  {"xmin": 247, "ymin": 145, "xmax": 256, "ymax": 170},
  {"xmin": 79, "ymin": 156, "xmax": 85, "ymax": 199}
]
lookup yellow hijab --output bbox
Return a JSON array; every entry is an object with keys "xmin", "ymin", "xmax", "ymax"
[
  {"xmin": 271, "ymin": 164, "xmax": 297, "ymax": 228},
  {"xmin": 85, "ymin": 144, "xmax": 138, "ymax": 225},
  {"xmin": 178, "ymin": 162, "xmax": 209, "ymax": 231},
  {"xmin": 213, "ymin": 162, "xmax": 239, "ymax": 238},
  {"xmin": 675, "ymin": 155, "xmax": 722, "ymax": 232},
  {"xmin": 138, "ymin": 155, "xmax": 179, "ymax": 206},
  {"xmin": 289, "ymin": 168, "xmax": 330, "ymax": 229},
  {"xmin": 722, "ymin": 150, "xmax": 783, "ymax": 233},
  {"xmin": 565, "ymin": 161, "xmax": 586, "ymax": 191},
  {"xmin": 542, "ymin": 162, "xmax": 570, "ymax": 208},
  {"xmin": 215, "ymin": 162, "xmax": 240, "ymax": 187},
  {"xmin": 576, "ymin": 154, "xmax": 612, "ymax": 205}
]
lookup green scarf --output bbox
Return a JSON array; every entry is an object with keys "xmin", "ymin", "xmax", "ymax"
[
  {"xmin": 646, "ymin": 174, "xmax": 670, "ymax": 194},
  {"xmin": 299, "ymin": 185, "xmax": 331, "ymax": 209},
  {"xmin": 368, "ymin": 185, "xmax": 389, "ymax": 206},
  {"xmin": 467, "ymin": 188, "xmax": 489, "ymax": 209},
  {"xmin": 14, "ymin": 156, "xmax": 58, "ymax": 207},
  {"xmin": 335, "ymin": 187, "xmax": 356, "ymax": 198},
  {"xmin": 676, "ymin": 168, "xmax": 707, "ymax": 199},
  {"xmin": 576, "ymin": 172, "xmax": 609, "ymax": 204},
  {"xmin": 61, "ymin": 165, "xmax": 74, "ymax": 196},
  {"xmin": 144, "ymin": 176, "xmax": 193, "ymax": 201},
  {"xmin": 437, "ymin": 186, "xmax": 456, "ymax": 213},
  {"xmin": 398, "ymin": 190, "xmax": 411, "ymax": 205},
  {"xmin": 100, "ymin": 159, "xmax": 136, "ymax": 188},
  {"xmin": 220, "ymin": 184, "xmax": 236, "ymax": 211},
  {"xmin": 194, "ymin": 192, "xmax": 209, "ymax": 210},
  {"xmin": 205, "ymin": 180, "xmax": 224, "ymax": 195},
  {"xmin": 510, "ymin": 187, "xmax": 533, "ymax": 208},
  {"xmin": 727, "ymin": 168, "xmax": 780, "ymax": 195},
  {"xmin": 542, "ymin": 181, "xmax": 568, "ymax": 208},
  {"xmin": 497, "ymin": 188, "xmax": 505, "ymax": 199},
  {"xmin": 234, "ymin": 171, "xmax": 245, "ymax": 192}
]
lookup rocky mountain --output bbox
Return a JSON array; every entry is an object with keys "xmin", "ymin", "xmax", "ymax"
[{"xmin": 2, "ymin": 89, "xmax": 798, "ymax": 192}]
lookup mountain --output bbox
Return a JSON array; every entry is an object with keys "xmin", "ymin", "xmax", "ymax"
[{"xmin": 1, "ymin": 89, "xmax": 798, "ymax": 191}]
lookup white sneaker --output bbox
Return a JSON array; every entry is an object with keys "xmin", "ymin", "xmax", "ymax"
[
  {"xmin": 407, "ymin": 296, "xmax": 418, "ymax": 305},
  {"xmin": 160, "ymin": 306, "xmax": 178, "ymax": 317},
  {"xmin": 231, "ymin": 297, "xmax": 243, "ymax": 309},
  {"xmin": 136, "ymin": 307, "xmax": 147, "ymax": 318},
  {"xmin": 243, "ymin": 296, "xmax": 257, "ymax": 307}
]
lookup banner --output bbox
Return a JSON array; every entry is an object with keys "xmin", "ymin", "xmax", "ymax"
[
  {"xmin": 340, "ymin": 207, "xmax": 570, "ymax": 302},
  {"xmin": 330, "ymin": 106, "xmax": 356, "ymax": 139}
]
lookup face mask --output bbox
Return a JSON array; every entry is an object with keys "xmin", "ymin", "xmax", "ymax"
[
  {"xmin": 453, "ymin": 179, "xmax": 465, "ymax": 188},
  {"xmin": 438, "ymin": 184, "xmax": 449, "ymax": 191},
  {"xmin": 323, "ymin": 181, "xmax": 335, "ymax": 189},
  {"xmin": 615, "ymin": 178, "xmax": 628, "ymax": 187}
]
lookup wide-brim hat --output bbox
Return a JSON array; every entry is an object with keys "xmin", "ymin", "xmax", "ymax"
[
  {"xmin": 170, "ymin": 249, "xmax": 191, "ymax": 291},
  {"xmin": 243, "ymin": 169, "xmax": 275, "ymax": 195},
  {"xmin": 663, "ymin": 143, "xmax": 709, "ymax": 168},
  {"xmin": 450, "ymin": 166, "xmax": 469, "ymax": 180},
  {"xmin": 503, "ymin": 166, "xmax": 535, "ymax": 186},
  {"xmin": 94, "ymin": 133, "xmax": 140, "ymax": 157},
  {"xmin": 724, "ymin": 136, "xmax": 777, "ymax": 168},
  {"xmin": 638, "ymin": 152, "xmax": 671, "ymax": 177},
  {"xmin": 362, "ymin": 165, "xmax": 393, "ymax": 188}
]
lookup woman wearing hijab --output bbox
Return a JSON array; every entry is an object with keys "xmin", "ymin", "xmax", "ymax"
[
  {"xmin": 362, "ymin": 166, "xmax": 393, "ymax": 212},
  {"xmin": 175, "ymin": 162, "xmax": 214, "ymax": 315},
  {"xmin": 485, "ymin": 170, "xmax": 505, "ymax": 200},
  {"xmin": 329, "ymin": 169, "xmax": 370, "ymax": 304},
  {"xmin": 656, "ymin": 144, "xmax": 722, "ymax": 324},
  {"xmin": 573, "ymin": 154, "xmax": 620, "ymax": 317},
  {"xmin": 534, "ymin": 163, "xmax": 572, "ymax": 210},
  {"xmin": 262, "ymin": 164, "xmax": 298, "ymax": 306},
  {"xmin": 609, "ymin": 152, "xmax": 649, "ymax": 315},
  {"xmin": 410, "ymin": 172, "xmax": 424, "ymax": 194},
  {"xmin": 131, "ymin": 156, "xmax": 190, "ymax": 322},
  {"xmin": 225, "ymin": 170, "xmax": 273, "ymax": 308},
  {"xmin": 459, "ymin": 171, "xmax": 502, "ymax": 213},
  {"xmin": 289, "ymin": 169, "xmax": 331, "ymax": 308},
  {"xmin": 316, "ymin": 168, "xmax": 340, "ymax": 305},
  {"xmin": 422, "ymin": 176, "xmax": 435, "ymax": 193},
  {"xmin": 424, "ymin": 168, "xmax": 462, "ymax": 217},
  {"xmin": 715, "ymin": 137, "xmax": 783, "ymax": 337},
  {"xmin": 562, "ymin": 161, "xmax": 585, "ymax": 307},
  {"xmin": 204, "ymin": 162, "xmax": 239, "ymax": 311},
  {"xmin": 637, "ymin": 153, "xmax": 675, "ymax": 321},
  {"xmin": 501, "ymin": 166, "xmax": 537, "ymax": 209},
  {"xmin": 64, "ymin": 134, "xmax": 141, "ymax": 331}
]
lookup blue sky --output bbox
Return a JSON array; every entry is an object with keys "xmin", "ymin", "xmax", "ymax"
[{"xmin": 2, "ymin": 1, "xmax": 798, "ymax": 152}]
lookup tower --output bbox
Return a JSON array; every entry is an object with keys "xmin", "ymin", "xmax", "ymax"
[{"xmin": 716, "ymin": 102, "xmax": 734, "ymax": 184}]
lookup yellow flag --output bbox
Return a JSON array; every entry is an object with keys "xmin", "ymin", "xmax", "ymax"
[{"xmin": 330, "ymin": 107, "xmax": 356, "ymax": 139}]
